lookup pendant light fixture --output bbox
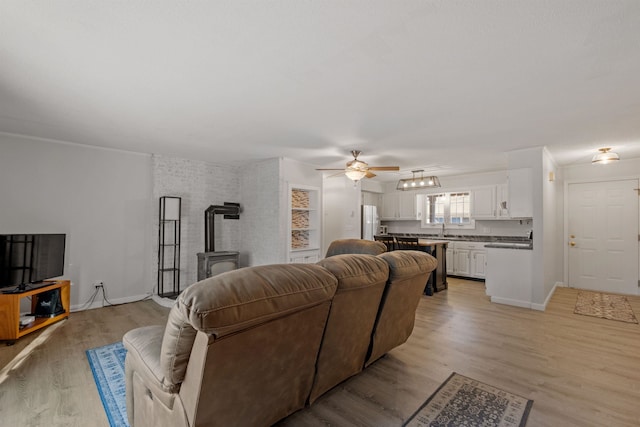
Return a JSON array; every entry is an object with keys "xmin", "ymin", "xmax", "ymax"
[
  {"xmin": 396, "ymin": 170, "xmax": 441, "ymax": 191},
  {"xmin": 592, "ymin": 147, "xmax": 620, "ymax": 164}
]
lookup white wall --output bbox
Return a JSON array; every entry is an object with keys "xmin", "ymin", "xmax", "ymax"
[
  {"xmin": 507, "ymin": 146, "xmax": 564, "ymax": 309},
  {"xmin": 541, "ymin": 147, "xmax": 563, "ymax": 302},
  {"xmin": 563, "ymin": 157, "xmax": 640, "ymax": 182},
  {"xmin": 361, "ymin": 179, "xmax": 384, "ymax": 193},
  {"xmin": 0, "ymin": 134, "xmax": 153, "ymax": 308},
  {"xmin": 322, "ymin": 177, "xmax": 362, "ymax": 256},
  {"xmin": 508, "ymin": 147, "xmax": 544, "ymax": 307},
  {"xmin": 237, "ymin": 157, "xmax": 323, "ymax": 266},
  {"xmin": 238, "ymin": 158, "xmax": 282, "ymax": 266}
]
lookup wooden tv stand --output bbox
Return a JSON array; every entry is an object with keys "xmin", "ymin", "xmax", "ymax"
[{"xmin": 0, "ymin": 280, "xmax": 70, "ymax": 343}]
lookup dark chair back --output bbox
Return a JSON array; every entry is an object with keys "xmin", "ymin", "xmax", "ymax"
[
  {"xmin": 374, "ymin": 235, "xmax": 396, "ymax": 252},
  {"xmin": 395, "ymin": 237, "xmax": 421, "ymax": 250},
  {"xmin": 325, "ymin": 239, "xmax": 387, "ymax": 258}
]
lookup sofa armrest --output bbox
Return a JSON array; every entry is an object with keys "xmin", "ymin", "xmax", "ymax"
[{"xmin": 123, "ymin": 326, "xmax": 179, "ymax": 411}]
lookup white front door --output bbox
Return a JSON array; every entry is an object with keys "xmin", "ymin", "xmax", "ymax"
[{"xmin": 568, "ymin": 179, "xmax": 639, "ymax": 294}]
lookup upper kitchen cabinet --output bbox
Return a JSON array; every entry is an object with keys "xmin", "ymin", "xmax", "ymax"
[
  {"xmin": 381, "ymin": 192, "xmax": 422, "ymax": 220},
  {"xmin": 289, "ymin": 185, "xmax": 320, "ymax": 262},
  {"xmin": 380, "ymin": 192, "xmax": 397, "ymax": 220},
  {"xmin": 496, "ymin": 183, "xmax": 509, "ymax": 217},
  {"xmin": 471, "ymin": 185, "xmax": 511, "ymax": 219},
  {"xmin": 471, "ymin": 186, "xmax": 496, "ymax": 219},
  {"xmin": 507, "ymin": 168, "xmax": 533, "ymax": 218}
]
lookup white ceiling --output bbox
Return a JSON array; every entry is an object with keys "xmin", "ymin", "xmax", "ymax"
[{"xmin": 1, "ymin": 1, "xmax": 640, "ymax": 180}]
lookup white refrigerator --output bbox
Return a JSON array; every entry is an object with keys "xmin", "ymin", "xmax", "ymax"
[{"xmin": 361, "ymin": 205, "xmax": 380, "ymax": 241}]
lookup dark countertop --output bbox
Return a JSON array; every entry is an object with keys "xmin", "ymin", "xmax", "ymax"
[
  {"xmin": 388, "ymin": 233, "xmax": 531, "ymax": 244},
  {"xmin": 484, "ymin": 243, "xmax": 533, "ymax": 250},
  {"xmin": 417, "ymin": 239, "xmax": 449, "ymax": 246}
]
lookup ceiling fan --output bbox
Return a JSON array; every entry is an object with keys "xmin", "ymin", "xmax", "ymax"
[{"xmin": 316, "ymin": 150, "xmax": 400, "ymax": 181}]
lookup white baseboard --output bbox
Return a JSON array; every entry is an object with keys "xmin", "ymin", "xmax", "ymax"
[
  {"xmin": 70, "ymin": 293, "xmax": 152, "ymax": 312},
  {"xmin": 490, "ymin": 296, "xmax": 532, "ymax": 309},
  {"xmin": 491, "ymin": 282, "xmax": 562, "ymax": 312},
  {"xmin": 531, "ymin": 282, "xmax": 562, "ymax": 311},
  {"xmin": 151, "ymin": 294, "xmax": 177, "ymax": 308}
]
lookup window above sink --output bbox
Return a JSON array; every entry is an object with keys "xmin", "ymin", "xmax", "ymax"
[{"xmin": 421, "ymin": 192, "xmax": 475, "ymax": 230}]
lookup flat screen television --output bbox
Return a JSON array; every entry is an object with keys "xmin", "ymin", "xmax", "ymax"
[{"xmin": 0, "ymin": 234, "xmax": 66, "ymax": 293}]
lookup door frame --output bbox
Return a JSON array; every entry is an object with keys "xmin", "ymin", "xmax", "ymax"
[{"xmin": 563, "ymin": 175, "xmax": 640, "ymax": 292}]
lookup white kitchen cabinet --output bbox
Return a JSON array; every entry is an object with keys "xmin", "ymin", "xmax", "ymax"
[
  {"xmin": 380, "ymin": 192, "xmax": 398, "ymax": 220},
  {"xmin": 289, "ymin": 249, "xmax": 319, "ymax": 264},
  {"xmin": 399, "ymin": 192, "xmax": 422, "ymax": 220},
  {"xmin": 496, "ymin": 183, "xmax": 509, "ymax": 218},
  {"xmin": 470, "ymin": 249, "xmax": 487, "ymax": 278},
  {"xmin": 508, "ymin": 168, "xmax": 533, "ymax": 218},
  {"xmin": 448, "ymin": 241, "xmax": 487, "ymax": 279},
  {"xmin": 471, "ymin": 186, "xmax": 496, "ymax": 219},
  {"xmin": 381, "ymin": 192, "xmax": 421, "ymax": 220},
  {"xmin": 470, "ymin": 184, "xmax": 514, "ymax": 220},
  {"xmin": 454, "ymin": 248, "xmax": 471, "ymax": 276},
  {"xmin": 446, "ymin": 246, "xmax": 454, "ymax": 275}
]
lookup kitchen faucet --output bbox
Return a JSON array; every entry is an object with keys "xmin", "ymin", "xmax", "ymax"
[{"xmin": 439, "ymin": 223, "xmax": 445, "ymax": 238}]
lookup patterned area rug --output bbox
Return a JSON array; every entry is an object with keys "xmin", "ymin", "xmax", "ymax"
[
  {"xmin": 404, "ymin": 373, "xmax": 533, "ymax": 427},
  {"xmin": 86, "ymin": 342, "xmax": 130, "ymax": 427},
  {"xmin": 574, "ymin": 291, "xmax": 638, "ymax": 324}
]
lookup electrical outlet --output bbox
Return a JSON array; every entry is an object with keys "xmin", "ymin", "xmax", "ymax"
[{"xmin": 94, "ymin": 281, "xmax": 104, "ymax": 289}]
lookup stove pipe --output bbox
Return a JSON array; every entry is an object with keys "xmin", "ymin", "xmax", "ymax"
[{"xmin": 204, "ymin": 202, "xmax": 240, "ymax": 252}]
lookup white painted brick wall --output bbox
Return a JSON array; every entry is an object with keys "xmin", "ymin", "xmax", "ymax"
[
  {"xmin": 151, "ymin": 155, "xmax": 319, "ymax": 294},
  {"xmin": 238, "ymin": 158, "xmax": 285, "ymax": 266},
  {"xmin": 152, "ymin": 155, "xmax": 241, "ymax": 292}
]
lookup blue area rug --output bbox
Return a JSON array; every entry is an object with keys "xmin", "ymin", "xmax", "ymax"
[{"xmin": 86, "ymin": 342, "xmax": 129, "ymax": 427}]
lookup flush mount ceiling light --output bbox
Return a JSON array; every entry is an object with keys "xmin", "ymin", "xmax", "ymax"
[
  {"xmin": 397, "ymin": 170, "xmax": 441, "ymax": 191},
  {"xmin": 592, "ymin": 147, "xmax": 620, "ymax": 164}
]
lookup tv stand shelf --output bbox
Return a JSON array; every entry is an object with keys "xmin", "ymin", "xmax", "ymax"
[{"xmin": 0, "ymin": 280, "xmax": 70, "ymax": 343}]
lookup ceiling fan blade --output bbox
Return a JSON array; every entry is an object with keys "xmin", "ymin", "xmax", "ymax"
[
  {"xmin": 365, "ymin": 171, "xmax": 376, "ymax": 178},
  {"xmin": 327, "ymin": 171, "xmax": 346, "ymax": 178},
  {"xmin": 368, "ymin": 166, "xmax": 400, "ymax": 171},
  {"xmin": 316, "ymin": 168, "xmax": 346, "ymax": 171}
]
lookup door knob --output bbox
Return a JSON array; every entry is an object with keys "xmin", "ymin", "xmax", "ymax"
[{"xmin": 569, "ymin": 241, "xmax": 576, "ymax": 247}]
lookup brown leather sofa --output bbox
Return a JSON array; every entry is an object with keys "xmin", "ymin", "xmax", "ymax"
[
  {"xmin": 324, "ymin": 238, "xmax": 387, "ymax": 257},
  {"xmin": 123, "ymin": 250, "xmax": 436, "ymax": 427}
]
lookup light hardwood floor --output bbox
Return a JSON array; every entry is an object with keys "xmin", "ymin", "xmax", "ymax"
[{"xmin": 2, "ymin": 279, "xmax": 640, "ymax": 426}]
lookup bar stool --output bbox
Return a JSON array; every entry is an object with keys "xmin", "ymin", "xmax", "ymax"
[
  {"xmin": 395, "ymin": 237, "xmax": 421, "ymax": 250},
  {"xmin": 374, "ymin": 235, "xmax": 396, "ymax": 252}
]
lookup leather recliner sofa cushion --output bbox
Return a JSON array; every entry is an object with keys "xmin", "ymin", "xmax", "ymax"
[
  {"xmin": 366, "ymin": 250, "xmax": 438, "ymax": 366},
  {"xmin": 309, "ymin": 254, "xmax": 389, "ymax": 403},
  {"xmin": 325, "ymin": 238, "xmax": 387, "ymax": 257}
]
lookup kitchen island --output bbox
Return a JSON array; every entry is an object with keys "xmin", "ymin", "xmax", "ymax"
[{"xmin": 417, "ymin": 239, "xmax": 449, "ymax": 295}]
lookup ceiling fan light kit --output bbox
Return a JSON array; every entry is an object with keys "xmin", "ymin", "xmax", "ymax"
[
  {"xmin": 315, "ymin": 150, "xmax": 399, "ymax": 182},
  {"xmin": 592, "ymin": 147, "xmax": 620, "ymax": 164},
  {"xmin": 397, "ymin": 170, "xmax": 441, "ymax": 191},
  {"xmin": 344, "ymin": 169, "xmax": 367, "ymax": 181}
]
